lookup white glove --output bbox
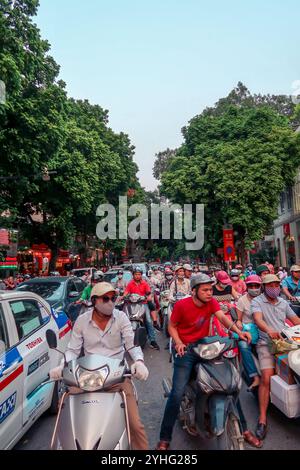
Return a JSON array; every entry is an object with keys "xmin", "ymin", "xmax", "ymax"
[
  {"xmin": 49, "ymin": 365, "xmax": 63, "ymax": 380},
  {"xmin": 131, "ymin": 361, "xmax": 149, "ymax": 381}
]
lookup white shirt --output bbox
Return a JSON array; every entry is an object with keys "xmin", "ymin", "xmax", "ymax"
[{"xmin": 64, "ymin": 308, "xmax": 144, "ymax": 363}]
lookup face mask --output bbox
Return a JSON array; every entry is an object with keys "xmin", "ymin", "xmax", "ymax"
[
  {"xmin": 231, "ymin": 276, "xmax": 239, "ymax": 282},
  {"xmin": 95, "ymin": 301, "xmax": 115, "ymax": 316},
  {"xmin": 177, "ymin": 274, "xmax": 185, "ymax": 280},
  {"xmin": 248, "ymin": 288, "xmax": 261, "ymax": 297},
  {"xmin": 118, "ymin": 275, "xmax": 123, "ymax": 279},
  {"xmin": 264, "ymin": 286, "xmax": 280, "ymax": 299},
  {"xmin": 219, "ymin": 283, "xmax": 227, "ymax": 289},
  {"xmin": 166, "ymin": 275, "xmax": 173, "ymax": 280}
]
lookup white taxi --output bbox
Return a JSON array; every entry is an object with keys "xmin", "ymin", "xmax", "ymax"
[{"xmin": 0, "ymin": 290, "xmax": 72, "ymax": 449}]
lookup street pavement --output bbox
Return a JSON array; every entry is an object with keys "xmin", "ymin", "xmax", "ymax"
[{"xmin": 15, "ymin": 330, "xmax": 300, "ymax": 450}]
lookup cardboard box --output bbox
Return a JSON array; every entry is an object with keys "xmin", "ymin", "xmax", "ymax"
[
  {"xmin": 270, "ymin": 375, "xmax": 300, "ymax": 418},
  {"xmin": 275, "ymin": 353, "xmax": 296, "ymax": 385}
]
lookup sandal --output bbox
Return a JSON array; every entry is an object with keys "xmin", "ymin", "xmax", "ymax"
[
  {"xmin": 243, "ymin": 430, "xmax": 263, "ymax": 448},
  {"xmin": 156, "ymin": 440, "xmax": 170, "ymax": 450}
]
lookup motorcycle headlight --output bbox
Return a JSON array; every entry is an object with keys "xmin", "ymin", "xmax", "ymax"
[
  {"xmin": 76, "ymin": 366, "xmax": 109, "ymax": 391},
  {"xmin": 193, "ymin": 342, "xmax": 226, "ymax": 360}
]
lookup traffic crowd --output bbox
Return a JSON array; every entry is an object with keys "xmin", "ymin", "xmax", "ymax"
[
  {"xmin": 3, "ymin": 260, "xmax": 300, "ymax": 450},
  {"xmin": 49, "ymin": 260, "xmax": 300, "ymax": 450}
]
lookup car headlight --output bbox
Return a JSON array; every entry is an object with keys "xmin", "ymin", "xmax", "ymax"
[
  {"xmin": 76, "ymin": 366, "xmax": 109, "ymax": 391},
  {"xmin": 193, "ymin": 342, "xmax": 226, "ymax": 360}
]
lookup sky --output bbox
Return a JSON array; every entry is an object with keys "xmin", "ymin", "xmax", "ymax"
[{"xmin": 35, "ymin": 0, "xmax": 300, "ymax": 190}]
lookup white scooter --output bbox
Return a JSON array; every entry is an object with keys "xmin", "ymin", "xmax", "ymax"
[{"xmin": 44, "ymin": 328, "xmax": 146, "ymax": 450}]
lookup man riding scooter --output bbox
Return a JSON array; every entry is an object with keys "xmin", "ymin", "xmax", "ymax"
[
  {"xmin": 50, "ymin": 282, "xmax": 149, "ymax": 450},
  {"xmin": 156, "ymin": 274, "xmax": 252, "ymax": 450},
  {"xmin": 124, "ymin": 267, "xmax": 160, "ymax": 350},
  {"xmin": 251, "ymin": 274, "xmax": 300, "ymax": 440}
]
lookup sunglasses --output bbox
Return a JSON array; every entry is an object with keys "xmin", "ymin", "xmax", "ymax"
[
  {"xmin": 247, "ymin": 284, "xmax": 261, "ymax": 288},
  {"xmin": 102, "ymin": 295, "xmax": 117, "ymax": 303}
]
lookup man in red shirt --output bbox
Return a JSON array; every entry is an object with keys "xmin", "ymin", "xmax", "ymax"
[
  {"xmin": 156, "ymin": 273, "xmax": 251, "ymax": 450},
  {"xmin": 124, "ymin": 267, "xmax": 160, "ymax": 350}
]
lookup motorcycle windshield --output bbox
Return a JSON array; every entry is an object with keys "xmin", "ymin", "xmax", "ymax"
[{"xmin": 74, "ymin": 355, "xmax": 121, "ymax": 371}]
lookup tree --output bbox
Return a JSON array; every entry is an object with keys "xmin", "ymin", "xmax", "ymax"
[
  {"xmin": 153, "ymin": 148, "xmax": 177, "ymax": 181},
  {"xmin": 0, "ymin": 0, "xmax": 143, "ymax": 268},
  {"xmin": 159, "ymin": 85, "xmax": 300, "ymax": 263}
]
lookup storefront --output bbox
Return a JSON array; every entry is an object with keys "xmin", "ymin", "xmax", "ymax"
[
  {"xmin": 0, "ymin": 256, "xmax": 18, "ymax": 278},
  {"xmin": 31, "ymin": 244, "xmax": 52, "ymax": 275}
]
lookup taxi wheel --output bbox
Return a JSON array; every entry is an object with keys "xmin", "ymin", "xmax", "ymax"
[{"xmin": 49, "ymin": 380, "xmax": 63, "ymax": 415}]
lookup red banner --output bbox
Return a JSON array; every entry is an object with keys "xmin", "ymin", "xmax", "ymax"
[{"xmin": 223, "ymin": 228, "xmax": 236, "ymax": 262}]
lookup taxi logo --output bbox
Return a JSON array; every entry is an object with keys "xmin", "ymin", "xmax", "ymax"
[
  {"xmin": 0, "ymin": 392, "xmax": 17, "ymax": 424},
  {"xmin": 26, "ymin": 337, "xmax": 43, "ymax": 350}
]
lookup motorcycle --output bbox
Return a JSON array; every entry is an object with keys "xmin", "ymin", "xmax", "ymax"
[
  {"xmin": 289, "ymin": 297, "xmax": 300, "ymax": 317},
  {"xmin": 162, "ymin": 334, "xmax": 245, "ymax": 450},
  {"xmin": 160, "ymin": 289, "xmax": 170, "ymax": 337},
  {"xmin": 43, "ymin": 328, "xmax": 146, "ymax": 450},
  {"xmin": 122, "ymin": 294, "xmax": 147, "ymax": 349}
]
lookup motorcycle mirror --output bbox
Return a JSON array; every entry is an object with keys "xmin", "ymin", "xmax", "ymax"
[
  {"xmin": 46, "ymin": 329, "xmax": 58, "ymax": 349},
  {"xmin": 229, "ymin": 307, "xmax": 238, "ymax": 322},
  {"xmin": 134, "ymin": 327, "xmax": 147, "ymax": 347}
]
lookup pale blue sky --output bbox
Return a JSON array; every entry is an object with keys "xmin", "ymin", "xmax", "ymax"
[{"xmin": 35, "ymin": 0, "xmax": 300, "ymax": 190}]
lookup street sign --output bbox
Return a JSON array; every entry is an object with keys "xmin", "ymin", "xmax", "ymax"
[{"xmin": 223, "ymin": 228, "xmax": 236, "ymax": 262}]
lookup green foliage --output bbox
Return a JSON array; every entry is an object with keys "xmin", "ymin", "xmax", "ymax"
[
  {"xmin": 0, "ymin": 0, "xmax": 142, "ymax": 263},
  {"xmin": 159, "ymin": 84, "xmax": 300, "ymax": 255}
]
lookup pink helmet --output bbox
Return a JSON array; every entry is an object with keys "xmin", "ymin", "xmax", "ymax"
[
  {"xmin": 216, "ymin": 271, "xmax": 231, "ymax": 285},
  {"xmin": 245, "ymin": 274, "xmax": 262, "ymax": 285}
]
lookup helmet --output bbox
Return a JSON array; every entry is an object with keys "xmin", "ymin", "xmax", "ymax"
[
  {"xmin": 174, "ymin": 265, "xmax": 184, "ymax": 273},
  {"xmin": 245, "ymin": 274, "xmax": 262, "ymax": 285},
  {"xmin": 230, "ymin": 269, "xmax": 240, "ymax": 277},
  {"xmin": 133, "ymin": 267, "xmax": 143, "ymax": 274},
  {"xmin": 190, "ymin": 273, "xmax": 214, "ymax": 290},
  {"xmin": 216, "ymin": 271, "xmax": 231, "ymax": 285},
  {"xmin": 91, "ymin": 282, "xmax": 116, "ymax": 299},
  {"xmin": 290, "ymin": 265, "xmax": 300, "ymax": 272},
  {"xmin": 256, "ymin": 264, "xmax": 270, "ymax": 276},
  {"xmin": 183, "ymin": 263, "xmax": 193, "ymax": 271},
  {"xmin": 92, "ymin": 271, "xmax": 104, "ymax": 282}
]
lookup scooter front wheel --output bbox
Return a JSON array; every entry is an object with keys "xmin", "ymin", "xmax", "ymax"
[{"xmin": 216, "ymin": 413, "xmax": 244, "ymax": 450}]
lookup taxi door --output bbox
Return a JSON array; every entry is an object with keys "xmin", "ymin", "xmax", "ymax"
[
  {"xmin": 6, "ymin": 296, "xmax": 55, "ymax": 427},
  {"xmin": 0, "ymin": 302, "xmax": 24, "ymax": 450}
]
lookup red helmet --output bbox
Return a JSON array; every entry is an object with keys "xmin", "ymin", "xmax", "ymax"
[{"xmin": 245, "ymin": 274, "xmax": 262, "ymax": 285}]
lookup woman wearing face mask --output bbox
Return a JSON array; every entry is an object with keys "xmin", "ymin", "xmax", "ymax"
[
  {"xmin": 230, "ymin": 269, "xmax": 247, "ymax": 296},
  {"xmin": 212, "ymin": 271, "xmax": 239, "ymax": 303},
  {"xmin": 169, "ymin": 266, "xmax": 191, "ymax": 303},
  {"xmin": 50, "ymin": 282, "xmax": 149, "ymax": 450},
  {"xmin": 236, "ymin": 275, "xmax": 262, "ymax": 392}
]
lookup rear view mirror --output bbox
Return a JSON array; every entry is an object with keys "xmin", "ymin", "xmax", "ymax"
[
  {"xmin": 69, "ymin": 291, "xmax": 79, "ymax": 299},
  {"xmin": 134, "ymin": 327, "xmax": 147, "ymax": 347},
  {"xmin": 46, "ymin": 329, "xmax": 57, "ymax": 349}
]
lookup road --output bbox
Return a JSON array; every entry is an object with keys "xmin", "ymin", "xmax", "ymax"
[{"xmin": 15, "ymin": 330, "xmax": 300, "ymax": 450}]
